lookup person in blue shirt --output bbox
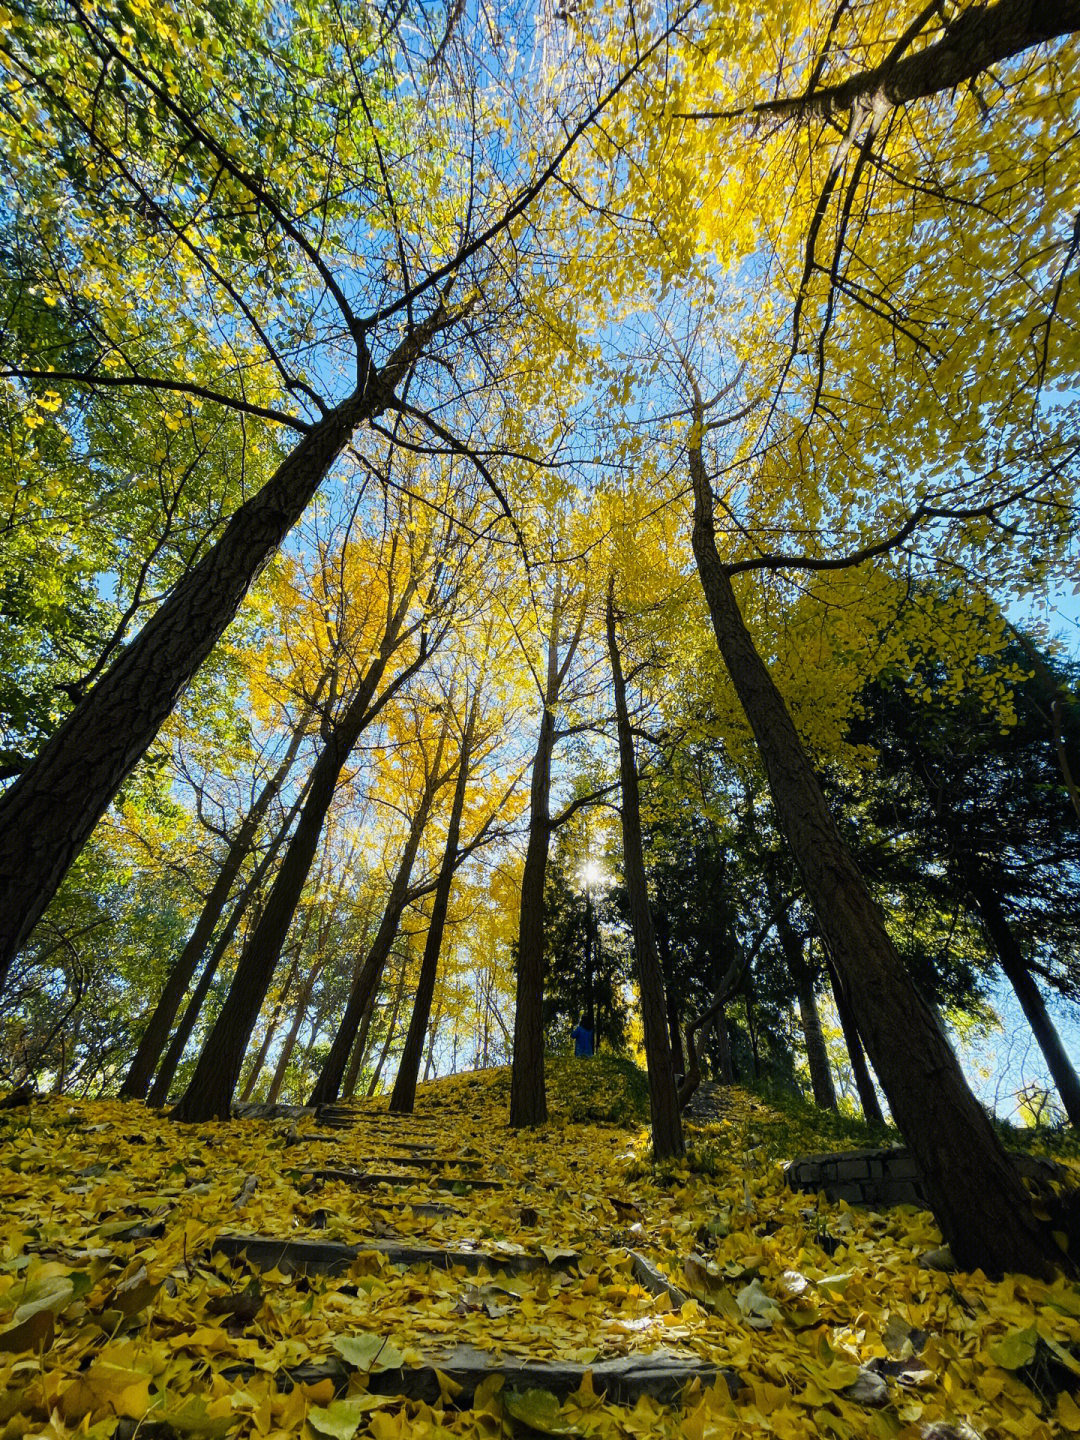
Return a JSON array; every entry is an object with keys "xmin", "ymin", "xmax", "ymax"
[{"xmin": 570, "ymin": 1015, "xmax": 594, "ymax": 1058}]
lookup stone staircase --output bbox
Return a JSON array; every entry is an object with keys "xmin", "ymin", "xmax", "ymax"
[{"xmin": 210, "ymin": 1100, "xmax": 741, "ymax": 1420}]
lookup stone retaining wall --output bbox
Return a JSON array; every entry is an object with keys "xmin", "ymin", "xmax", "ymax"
[{"xmin": 784, "ymin": 1147, "xmax": 1066, "ymax": 1209}]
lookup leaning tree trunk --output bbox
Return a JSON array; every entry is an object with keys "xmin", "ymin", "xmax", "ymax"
[
  {"xmin": 390, "ymin": 700, "xmax": 476, "ymax": 1114},
  {"xmin": 368, "ymin": 955, "xmax": 409, "ymax": 1097},
  {"xmin": 606, "ymin": 577, "xmax": 683, "ymax": 1158},
  {"xmin": 341, "ymin": 989, "xmax": 379, "ymax": 1100},
  {"xmin": 826, "ymin": 954, "xmax": 885, "ymax": 1124},
  {"xmin": 307, "ymin": 737, "xmax": 446, "ymax": 1107},
  {"xmin": 238, "ymin": 954, "xmax": 299, "ymax": 1102},
  {"xmin": 917, "ymin": 756, "xmax": 1080, "ymax": 1130},
  {"xmin": 657, "ymin": 922, "xmax": 686, "ymax": 1073},
  {"xmin": 146, "ymin": 783, "xmax": 306, "ymax": 1106},
  {"xmin": 690, "ymin": 419, "xmax": 1059, "ymax": 1276},
  {"xmin": 171, "ymin": 632, "xmax": 417, "ymax": 1123},
  {"xmin": 969, "ymin": 876, "xmax": 1080, "ymax": 1127},
  {"xmin": 0, "ymin": 390, "xmax": 382, "ymax": 992},
  {"xmin": 776, "ymin": 911, "xmax": 837, "ymax": 1111},
  {"xmin": 794, "ymin": 971, "xmax": 839, "ymax": 1112},
  {"xmin": 265, "ymin": 953, "xmax": 326, "ymax": 1103},
  {"xmin": 120, "ymin": 717, "xmax": 310, "ymax": 1099}
]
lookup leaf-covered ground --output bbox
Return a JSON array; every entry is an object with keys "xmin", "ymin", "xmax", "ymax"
[{"xmin": 2, "ymin": 1060, "xmax": 1079, "ymax": 1439}]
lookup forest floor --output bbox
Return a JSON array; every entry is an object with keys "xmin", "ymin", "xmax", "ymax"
[{"xmin": 2, "ymin": 1060, "xmax": 1080, "ymax": 1440}]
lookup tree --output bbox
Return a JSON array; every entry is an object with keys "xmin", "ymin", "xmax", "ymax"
[
  {"xmin": 389, "ymin": 689, "xmax": 478, "ymax": 1115},
  {"xmin": 542, "ymin": 841, "xmax": 631, "ymax": 1057},
  {"xmin": 855, "ymin": 635, "xmax": 1080, "ymax": 1125},
  {"xmin": 509, "ymin": 561, "xmax": 595, "ymax": 1128},
  {"xmin": 120, "ymin": 696, "xmax": 315, "ymax": 1098},
  {"xmin": 0, "ymin": 0, "xmax": 684, "ymax": 989},
  {"xmin": 687, "ymin": 385, "xmax": 1059, "ymax": 1275},
  {"xmin": 307, "ymin": 703, "xmax": 455, "ymax": 1107},
  {"xmin": 606, "ymin": 574, "xmax": 683, "ymax": 1158},
  {"xmin": 171, "ymin": 493, "xmax": 458, "ymax": 1121}
]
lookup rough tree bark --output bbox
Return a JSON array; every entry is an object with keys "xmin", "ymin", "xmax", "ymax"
[
  {"xmin": 606, "ymin": 576, "xmax": 683, "ymax": 1159},
  {"xmin": 0, "ymin": 316, "xmax": 447, "ymax": 992},
  {"xmin": 307, "ymin": 723, "xmax": 449, "ymax": 1107},
  {"xmin": 721, "ymin": 0, "xmax": 1080, "ymax": 123},
  {"xmin": 172, "ymin": 596, "xmax": 429, "ymax": 1123},
  {"xmin": 689, "ymin": 410, "xmax": 1060, "ymax": 1276},
  {"xmin": 390, "ymin": 695, "xmax": 476, "ymax": 1114}
]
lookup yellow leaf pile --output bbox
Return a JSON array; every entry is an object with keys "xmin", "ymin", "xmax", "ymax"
[{"xmin": 0, "ymin": 1060, "xmax": 1078, "ymax": 1439}]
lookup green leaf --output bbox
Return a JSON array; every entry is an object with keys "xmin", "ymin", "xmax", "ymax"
[
  {"xmin": 735, "ymin": 1278, "xmax": 781, "ymax": 1328},
  {"xmin": 308, "ymin": 1397, "xmax": 393, "ymax": 1440},
  {"xmin": 153, "ymin": 1397, "xmax": 233, "ymax": 1438},
  {"xmin": 331, "ymin": 1333, "xmax": 405, "ymax": 1372},
  {"xmin": 503, "ymin": 1388, "xmax": 581, "ymax": 1435},
  {"xmin": 988, "ymin": 1327, "xmax": 1039, "ymax": 1370},
  {"xmin": 2, "ymin": 1270, "xmax": 90, "ymax": 1324}
]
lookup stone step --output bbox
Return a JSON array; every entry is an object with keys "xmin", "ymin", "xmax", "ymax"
[
  {"xmin": 319, "ymin": 1197, "xmax": 462, "ymax": 1218},
  {"xmin": 213, "ymin": 1233, "xmax": 581, "ymax": 1278},
  {"xmin": 228, "ymin": 1343, "xmax": 741, "ymax": 1408},
  {"xmin": 627, "ymin": 1249, "xmax": 689, "ymax": 1308},
  {"xmin": 288, "ymin": 1139, "xmax": 482, "ymax": 1168},
  {"xmin": 297, "ymin": 1167, "xmax": 504, "ymax": 1192}
]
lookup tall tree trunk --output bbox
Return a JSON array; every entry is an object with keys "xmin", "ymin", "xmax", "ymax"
[
  {"xmin": 0, "ymin": 383, "xmax": 391, "ymax": 991},
  {"xmin": 689, "ymin": 414, "xmax": 1057, "ymax": 1276},
  {"xmin": 510, "ymin": 581, "xmax": 585, "ymax": 1128},
  {"xmin": 657, "ymin": 922, "xmax": 686, "ymax": 1073},
  {"xmin": 826, "ymin": 955, "xmax": 885, "ymax": 1124},
  {"xmin": 368, "ymin": 956, "xmax": 408, "ymax": 1097},
  {"xmin": 265, "ymin": 954, "xmax": 326, "ymax": 1103},
  {"xmin": 794, "ymin": 971, "xmax": 838, "ymax": 1111},
  {"xmin": 916, "ymin": 756, "xmax": 1080, "ymax": 1130},
  {"xmin": 509, "ymin": 580, "xmax": 589, "ymax": 1127},
  {"xmin": 969, "ymin": 877, "xmax": 1080, "ymax": 1127},
  {"xmin": 342, "ymin": 989, "xmax": 378, "ymax": 1100},
  {"xmin": 606, "ymin": 577, "xmax": 683, "ymax": 1159},
  {"xmin": 120, "ymin": 715, "xmax": 311, "ymax": 1099},
  {"xmin": 171, "ymin": 619, "xmax": 421, "ymax": 1123},
  {"xmin": 423, "ymin": 1001, "xmax": 443, "ymax": 1082},
  {"xmin": 308, "ymin": 731, "xmax": 447, "ymax": 1107},
  {"xmin": 509, "ymin": 704, "xmax": 555, "ymax": 1128},
  {"xmin": 238, "ymin": 954, "xmax": 299, "ymax": 1101},
  {"xmin": 390, "ymin": 698, "xmax": 476, "ymax": 1114},
  {"xmin": 146, "ymin": 783, "xmax": 306, "ymax": 1106},
  {"xmin": 712, "ymin": 1011, "xmax": 735, "ymax": 1084},
  {"xmin": 775, "ymin": 912, "xmax": 837, "ymax": 1111}
]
